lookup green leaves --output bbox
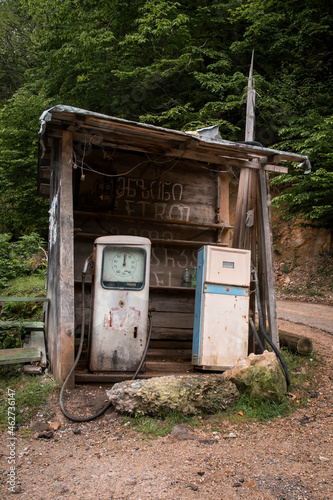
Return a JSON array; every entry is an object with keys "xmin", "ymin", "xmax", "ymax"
[
  {"xmin": 0, "ymin": 233, "xmax": 47, "ymax": 291},
  {"xmin": 0, "ymin": 325, "xmax": 25, "ymax": 349},
  {"xmin": 0, "ymin": 0, "xmax": 332, "ymax": 234}
]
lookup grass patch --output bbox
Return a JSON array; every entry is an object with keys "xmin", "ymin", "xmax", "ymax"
[
  {"xmin": 124, "ymin": 411, "xmax": 204, "ymax": 439},
  {"xmin": 233, "ymin": 393, "xmax": 290, "ymax": 420},
  {"xmin": 123, "ymin": 347, "xmax": 321, "ymax": 437},
  {"xmin": 281, "ymin": 346, "xmax": 320, "ymax": 404},
  {"xmin": 0, "ymin": 273, "xmax": 46, "ymax": 321},
  {"xmin": 0, "ymin": 372, "xmax": 59, "ymax": 431}
]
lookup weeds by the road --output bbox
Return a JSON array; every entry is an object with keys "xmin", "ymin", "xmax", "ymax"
[
  {"xmin": 123, "ymin": 347, "xmax": 320, "ymax": 438},
  {"xmin": 0, "ymin": 347, "xmax": 320, "ymax": 438},
  {"xmin": 0, "ymin": 371, "xmax": 59, "ymax": 431}
]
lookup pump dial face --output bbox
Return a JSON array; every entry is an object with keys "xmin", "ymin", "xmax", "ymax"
[
  {"xmin": 111, "ymin": 251, "xmax": 137, "ymax": 277},
  {"xmin": 102, "ymin": 246, "xmax": 146, "ymax": 289}
]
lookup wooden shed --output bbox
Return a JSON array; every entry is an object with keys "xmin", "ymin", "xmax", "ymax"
[{"xmin": 38, "ymin": 105, "xmax": 310, "ymax": 383}]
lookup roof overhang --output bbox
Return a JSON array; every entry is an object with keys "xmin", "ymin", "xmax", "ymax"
[{"xmin": 39, "ymin": 105, "xmax": 311, "ymax": 177}]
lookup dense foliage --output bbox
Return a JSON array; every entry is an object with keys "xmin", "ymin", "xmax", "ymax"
[
  {"xmin": 0, "ymin": 232, "xmax": 47, "ymax": 290},
  {"xmin": 0, "ymin": 0, "xmax": 332, "ymax": 237}
]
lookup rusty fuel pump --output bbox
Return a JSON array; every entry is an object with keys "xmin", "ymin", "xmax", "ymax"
[{"xmin": 60, "ymin": 236, "xmax": 152, "ymax": 422}]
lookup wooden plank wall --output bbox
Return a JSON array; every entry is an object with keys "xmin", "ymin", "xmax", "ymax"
[{"xmin": 72, "ymin": 148, "xmax": 231, "ymax": 377}]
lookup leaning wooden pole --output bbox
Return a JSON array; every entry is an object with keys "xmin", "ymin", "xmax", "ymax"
[
  {"xmin": 233, "ymin": 51, "xmax": 255, "ymax": 249},
  {"xmin": 258, "ymin": 169, "xmax": 279, "ymax": 347},
  {"xmin": 245, "ymin": 49, "xmax": 256, "ymax": 143},
  {"xmin": 232, "ymin": 51, "xmax": 257, "ymax": 351}
]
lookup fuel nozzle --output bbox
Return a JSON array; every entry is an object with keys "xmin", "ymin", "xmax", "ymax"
[{"xmin": 82, "ymin": 253, "xmax": 94, "ymax": 277}]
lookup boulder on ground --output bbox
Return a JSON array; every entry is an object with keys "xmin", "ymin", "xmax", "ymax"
[
  {"xmin": 222, "ymin": 351, "xmax": 287, "ymax": 403},
  {"xmin": 106, "ymin": 374, "xmax": 239, "ymax": 416}
]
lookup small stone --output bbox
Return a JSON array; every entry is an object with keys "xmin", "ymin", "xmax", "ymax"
[
  {"xmin": 73, "ymin": 428, "xmax": 81, "ymax": 435},
  {"xmin": 38, "ymin": 431, "xmax": 53, "ymax": 439},
  {"xmin": 12, "ymin": 485, "xmax": 22, "ymax": 494},
  {"xmin": 49, "ymin": 421, "xmax": 60, "ymax": 431},
  {"xmin": 169, "ymin": 425, "xmax": 196, "ymax": 441},
  {"xmin": 197, "ymin": 471, "xmax": 205, "ymax": 476},
  {"xmin": 319, "ymin": 456, "xmax": 329, "ymax": 462},
  {"xmin": 187, "ymin": 483, "xmax": 198, "ymax": 491},
  {"xmin": 198, "ymin": 439, "xmax": 218, "ymax": 445},
  {"xmin": 233, "ymin": 482, "xmax": 242, "ymax": 488},
  {"xmin": 226, "ymin": 432, "xmax": 237, "ymax": 438},
  {"xmin": 30, "ymin": 421, "xmax": 50, "ymax": 432}
]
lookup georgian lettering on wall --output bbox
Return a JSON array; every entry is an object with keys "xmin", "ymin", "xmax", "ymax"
[{"xmin": 115, "ymin": 177, "xmax": 190, "ymax": 221}]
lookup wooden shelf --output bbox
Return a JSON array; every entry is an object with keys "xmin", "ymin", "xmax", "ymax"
[
  {"xmin": 74, "ymin": 232, "xmax": 228, "ymax": 247},
  {"xmin": 150, "ymin": 285, "xmax": 196, "ymax": 292},
  {"xmin": 74, "ymin": 210, "xmax": 233, "ymax": 231},
  {"xmin": 74, "ymin": 281, "xmax": 196, "ymax": 292}
]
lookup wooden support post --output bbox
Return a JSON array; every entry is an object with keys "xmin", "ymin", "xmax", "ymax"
[
  {"xmin": 232, "ymin": 167, "xmax": 250, "ymax": 249},
  {"xmin": 47, "ymin": 132, "xmax": 75, "ymax": 384},
  {"xmin": 58, "ymin": 130, "xmax": 75, "ymax": 384},
  {"xmin": 233, "ymin": 50, "xmax": 255, "ymax": 250},
  {"xmin": 258, "ymin": 169, "xmax": 279, "ymax": 348},
  {"xmin": 218, "ymin": 169, "xmax": 232, "ymax": 245},
  {"xmin": 248, "ymin": 169, "xmax": 257, "ymax": 353},
  {"xmin": 233, "ymin": 50, "xmax": 257, "ymax": 351}
]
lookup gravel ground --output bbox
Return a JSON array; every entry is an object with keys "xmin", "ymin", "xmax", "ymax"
[{"xmin": 1, "ymin": 319, "xmax": 332, "ymax": 500}]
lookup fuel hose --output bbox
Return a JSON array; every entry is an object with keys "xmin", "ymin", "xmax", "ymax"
[
  {"xmin": 59, "ymin": 269, "xmax": 153, "ymax": 422},
  {"xmin": 251, "ymin": 266, "xmax": 290, "ymax": 387}
]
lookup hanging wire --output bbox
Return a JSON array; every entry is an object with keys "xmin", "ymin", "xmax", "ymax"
[{"xmin": 73, "ymin": 139, "xmax": 239, "ymax": 182}]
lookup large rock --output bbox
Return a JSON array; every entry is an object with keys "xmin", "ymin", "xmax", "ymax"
[
  {"xmin": 222, "ymin": 351, "xmax": 287, "ymax": 403},
  {"xmin": 106, "ymin": 374, "xmax": 239, "ymax": 416}
]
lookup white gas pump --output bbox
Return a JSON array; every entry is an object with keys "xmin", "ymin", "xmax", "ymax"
[
  {"xmin": 192, "ymin": 245, "xmax": 251, "ymax": 371},
  {"xmin": 89, "ymin": 236, "xmax": 151, "ymax": 372}
]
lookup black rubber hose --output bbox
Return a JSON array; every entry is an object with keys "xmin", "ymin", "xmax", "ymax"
[
  {"xmin": 251, "ymin": 266, "xmax": 291, "ymax": 387},
  {"xmin": 59, "ymin": 273, "xmax": 153, "ymax": 422},
  {"xmin": 59, "ymin": 272, "xmax": 113, "ymax": 422},
  {"xmin": 132, "ymin": 313, "xmax": 152, "ymax": 380},
  {"xmin": 249, "ymin": 317, "xmax": 265, "ymax": 353}
]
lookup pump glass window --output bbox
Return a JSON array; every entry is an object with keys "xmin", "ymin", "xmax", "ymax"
[{"xmin": 102, "ymin": 246, "xmax": 146, "ymax": 290}]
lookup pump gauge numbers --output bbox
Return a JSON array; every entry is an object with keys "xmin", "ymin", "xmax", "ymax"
[{"xmin": 102, "ymin": 246, "xmax": 146, "ymax": 290}]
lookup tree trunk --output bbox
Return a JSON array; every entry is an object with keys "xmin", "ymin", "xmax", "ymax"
[{"xmin": 279, "ymin": 330, "xmax": 313, "ymax": 355}]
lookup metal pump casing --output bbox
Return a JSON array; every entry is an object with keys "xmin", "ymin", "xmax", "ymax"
[
  {"xmin": 192, "ymin": 246, "xmax": 251, "ymax": 370},
  {"xmin": 89, "ymin": 236, "xmax": 151, "ymax": 372}
]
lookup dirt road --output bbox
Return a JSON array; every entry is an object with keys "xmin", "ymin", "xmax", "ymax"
[
  {"xmin": 0, "ymin": 307, "xmax": 332, "ymax": 499},
  {"xmin": 277, "ymin": 300, "xmax": 333, "ymax": 334}
]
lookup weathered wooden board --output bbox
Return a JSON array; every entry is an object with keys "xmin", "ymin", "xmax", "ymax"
[
  {"xmin": 29, "ymin": 331, "xmax": 47, "ymax": 365},
  {"xmin": 145, "ymin": 360, "xmax": 193, "ymax": 373},
  {"xmin": 74, "ymin": 154, "xmax": 219, "ymax": 225},
  {"xmin": 151, "ymin": 311, "xmax": 193, "ymax": 329},
  {"xmin": 0, "ymin": 297, "xmax": 49, "ymax": 303},
  {"xmin": 0, "ymin": 321, "xmax": 44, "ymax": 330},
  {"xmin": 0, "ymin": 347, "xmax": 41, "ymax": 365},
  {"xmin": 149, "ymin": 340, "xmax": 192, "ymax": 350},
  {"xmin": 150, "ymin": 328, "xmax": 193, "ymax": 341},
  {"xmin": 146, "ymin": 348, "xmax": 192, "ymax": 360}
]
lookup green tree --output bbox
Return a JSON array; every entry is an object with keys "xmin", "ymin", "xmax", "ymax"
[
  {"xmin": 0, "ymin": 0, "xmax": 332, "ymax": 237},
  {"xmin": 0, "ymin": 87, "xmax": 51, "ymax": 238},
  {"xmin": 0, "ymin": 0, "xmax": 35, "ymax": 105}
]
